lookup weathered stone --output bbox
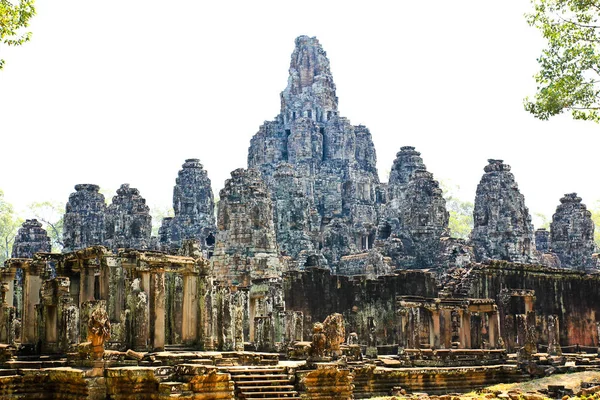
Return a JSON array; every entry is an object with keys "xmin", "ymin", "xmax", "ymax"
[
  {"xmin": 379, "ymin": 147, "xmax": 449, "ymax": 269},
  {"xmin": 471, "ymin": 160, "xmax": 538, "ymax": 264},
  {"xmin": 105, "ymin": 184, "xmax": 152, "ymax": 251},
  {"xmin": 271, "ymin": 163, "xmax": 320, "ymax": 267},
  {"xmin": 388, "ymin": 146, "xmax": 427, "ymax": 197},
  {"xmin": 159, "ymin": 159, "xmax": 216, "ymax": 253},
  {"xmin": 11, "ymin": 219, "xmax": 51, "ymax": 258},
  {"xmin": 535, "ymin": 228, "xmax": 550, "ymax": 253},
  {"xmin": 247, "ymin": 36, "xmax": 380, "ymax": 270},
  {"xmin": 63, "ymin": 184, "xmax": 106, "ymax": 252},
  {"xmin": 211, "ymin": 168, "xmax": 283, "ymax": 286},
  {"xmin": 550, "ymin": 193, "xmax": 595, "ymax": 270}
]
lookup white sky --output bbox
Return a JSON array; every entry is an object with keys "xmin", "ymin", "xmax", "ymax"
[{"xmin": 0, "ymin": 1, "xmax": 598, "ymax": 226}]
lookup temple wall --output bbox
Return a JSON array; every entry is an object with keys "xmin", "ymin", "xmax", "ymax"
[
  {"xmin": 283, "ymin": 268, "xmax": 437, "ymax": 345},
  {"xmin": 467, "ymin": 261, "xmax": 600, "ymax": 348}
]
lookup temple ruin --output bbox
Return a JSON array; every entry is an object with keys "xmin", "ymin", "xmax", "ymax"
[{"xmin": 1, "ymin": 35, "xmax": 600, "ymax": 399}]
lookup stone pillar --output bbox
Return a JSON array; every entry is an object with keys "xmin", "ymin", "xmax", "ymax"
[
  {"xmin": 547, "ymin": 314, "xmax": 562, "ymax": 356},
  {"xmin": 79, "ymin": 263, "xmax": 96, "ymax": 306},
  {"xmin": 397, "ymin": 309, "xmax": 407, "ymax": 350},
  {"xmin": 1, "ymin": 267, "xmax": 16, "ymax": 308},
  {"xmin": 233, "ymin": 290, "xmax": 246, "ymax": 352},
  {"xmin": 440, "ymin": 308, "xmax": 453, "ymax": 349},
  {"xmin": 429, "ymin": 308, "xmax": 441, "ymax": 349},
  {"xmin": 459, "ymin": 309, "xmax": 471, "ymax": 349},
  {"xmin": 21, "ymin": 262, "xmax": 42, "ymax": 345},
  {"xmin": 488, "ymin": 311, "xmax": 500, "ymax": 349},
  {"xmin": 150, "ymin": 270, "xmax": 165, "ymax": 351},
  {"xmin": 181, "ymin": 272, "xmax": 199, "ymax": 346}
]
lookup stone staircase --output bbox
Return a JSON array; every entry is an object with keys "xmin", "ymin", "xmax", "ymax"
[{"xmin": 226, "ymin": 366, "xmax": 300, "ymax": 399}]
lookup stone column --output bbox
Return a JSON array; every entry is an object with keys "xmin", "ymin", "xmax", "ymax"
[
  {"xmin": 547, "ymin": 314, "xmax": 562, "ymax": 356},
  {"xmin": 21, "ymin": 262, "xmax": 42, "ymax": 345},
  {"xmin": 440, "ymin": 308, "xmax": 452, "ymax": 349},
  {"xmin": 488, "ymin": 311, "xmax": 500, "ymax": 349},
  {"xmin": 429, "ymin": 308, "xmax": 441, "ymax": 349},
  {"xmin": 181, "ymin": 272, "xmax": 198, "ymax": 346},
  {"xmin": 397, "ymin": 309, "xmax": 406, "ymax": 349},
  {"xmin": 459, "ymin": 309, "xmax": 471, "ymax": 349},
  {"xmin": 79, "ymin": 262, "xmax": 96, "ymax": 306},
  {"xmin": 150, "ymin": 270, "xmax": 165, "ymax": 351},
  {"xmin": 1, "ymin": 266, "xmax": 16, "ymax": 308}
]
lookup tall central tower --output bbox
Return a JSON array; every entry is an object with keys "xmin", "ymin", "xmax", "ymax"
[{"xmin": 247, "ymin": 36, "xmax": 381, "ymax": 268}]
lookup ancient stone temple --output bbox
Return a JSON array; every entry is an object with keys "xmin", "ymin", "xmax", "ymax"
[
  {"xmin": 247, "ymin": 35, "xmax": 380, "ymax": 269},
  {"xmin": 11, "ymin": 219, "xmax": 51, "ymax": 258},
  {"xmin": 62, "ymin": 184, "xmax": 106, "ymax": 252},
  {"xmin": 471, "ymin": 160, "xmax": 538, "ymax": 264},
  {"xmin": 104, "ymin": 184, "xmax": 152, "ymax": 251},
  {"xmin": 379, "ymin": 147, "xmax": 449, "ymax": 269},
  {"xmin": 159, "ymin": 159, "xmax": 216, "ymax": 252},
  {"xmin": 550, "ymin": 193, "xmax": 595, "ymax": 270},
  {"xmin": 211, "ymin": 168, "xmax": 283, "ymax": 286}
]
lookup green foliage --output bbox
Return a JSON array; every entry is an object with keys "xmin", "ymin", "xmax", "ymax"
[
  {"xmin": 150, "ymin": 206, "xmax": 174, "ymax": 237},
  {"xmin": 0, "ymin": 0, "xmax": 36, "ymax": 69},
  {"xmin": 28, "ymin": 201, "xmax": 64, "ymax": 252},
  {"xmin": 589, "ymin": 200, "xmax": 600, "ymax": 247},
  {"xmin": 533, "ymin": 211, "xmax": 551, "ymax": 230},
  {"xmin": 525, "ymin": 0, "xmax": 600, "ymax": 122},
  {"xmin": 441, "ymin": 181, "xmax": 474, "ymax": 240},
  {"xmin": 0, "ymin": 190, "xmax": 22, "ymax": 263}
]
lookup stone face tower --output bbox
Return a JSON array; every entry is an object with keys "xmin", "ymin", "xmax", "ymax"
[
  {"xmin": 11, "ymin": 219, "xmax": 51, "ymax": 258},
  {"xmin": 62, "ymin": 184, "xmax": 106, "ymax": 252},
  {"xmin": 380, "ymin": 147, "xmax": 449, "ymax": 268},
  {"xmin": 105, "ymin": 184, "xmax": 152, "ymax": 251},
  {"xmin": 550, "ymin": 193, "xmax": 595, "ymax": 270},
  {"xmin": 159, "ymin": 159, "xmax": 216, "ymax": 252},
  {"xmin": 471, "ymin": 160, "xmax": 538, "ymax": 264},
  {"xmin": 211, "ymin": 168, "xmax": 282, "ymax": 286},
  {"xmin": 247, "ymin": 36, "xmax": 381, "ymax": 269}
]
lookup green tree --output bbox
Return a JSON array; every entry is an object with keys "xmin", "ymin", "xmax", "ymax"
[
  {"xmin": 150, "ymin": 206, "xmax": 174, "ymax": 237},
  {"xmin": 0, "ymin": 0, "xmax": 36, "ymax": 69},
  {"xmin": 589, "ymin": 200, "xmax": 600, "ymax": 247},
  {"xmin": 28, "ymin": 201, "xmax": 64, "ymax": 252},
  {"xmin": 0, "ymin": 190, "xmax": 22, "ymax": 263},
  {"xmin": 441, "ymin": 182, "xmax": 474, "ymax": 240},
  {"xmin": 525, "ymin": 0, "xmax": 600, "ymax": 122}
]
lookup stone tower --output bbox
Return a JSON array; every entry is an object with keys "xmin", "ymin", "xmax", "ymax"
[
  {"xmin": 535, "ymin": 228, "xmax": 550, "ymax": 253},
  {"xmin": 388, "ymin": 146, "xmax": 427, "ymax": 198},
  {"xmin": 247, "ymin": 35, "xmax": 381, "ymax": 269},
  {"xmin": 159, "ymin": 159, "xmax": 216, "ymax": 252},
  {"xmin": 471, "ymin": 159, "xmax": 538, "ymax": 264},
  {"xmin": 211, "ymin": 168, "xmax": 282, "ymax": 286},
  {"xmin": 11, "ymin": 219, "xmax": 51, "ymax": 258},
  {"xmin": 62, "ymin": 184, "xmax": 106, "ymax": 252},
  {"xmin": 271, "ymin": 163, "xmax": 319, "ymax": 267},
  {"xmin": 550, "ymin": 193, "xmax": 595, "ymax": 270},
  {"xmin": 105, "ymin": 184, "xmax": 152, "ymax": 251},
  {"xmin": 380, "ymin": 147, "xmax": 449, "ymax": 268}
]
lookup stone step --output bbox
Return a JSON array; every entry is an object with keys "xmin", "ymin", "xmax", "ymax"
[
  {"xmin": 239, "ymin": 391, "xmax": 299, "ymax": 398},
  {"xmin": 237, "ymin": 380, "xmax": 292, "ymax": 386},
  {"xmin": 233, "ymin": 374, "xmax": 289, "ymax": 380},
  {"xmin": 239, "ymin": 385, "xmax": 295, "ymax": 391},
  {"xmin": 228, "ymin": 368, "xmax": 286, "ymax": 374}
]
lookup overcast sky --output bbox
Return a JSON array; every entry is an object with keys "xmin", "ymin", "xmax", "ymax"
[{"xmin": 1, "ymin": 1, "xmax": 598, "ymax": 227}]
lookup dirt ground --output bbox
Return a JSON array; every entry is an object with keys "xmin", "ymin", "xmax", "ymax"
[{"xmin": 369, "ymin": 370, "xmax": 600, "ymax": 399}]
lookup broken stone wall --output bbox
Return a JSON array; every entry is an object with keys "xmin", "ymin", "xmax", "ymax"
[
  {"xmin": 467, "ymin": 261, "xmax": 600, "ymax": 348},
  {"xmin": 283, "ymin": 268, "xmax": 437, "ymax": 346}
]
